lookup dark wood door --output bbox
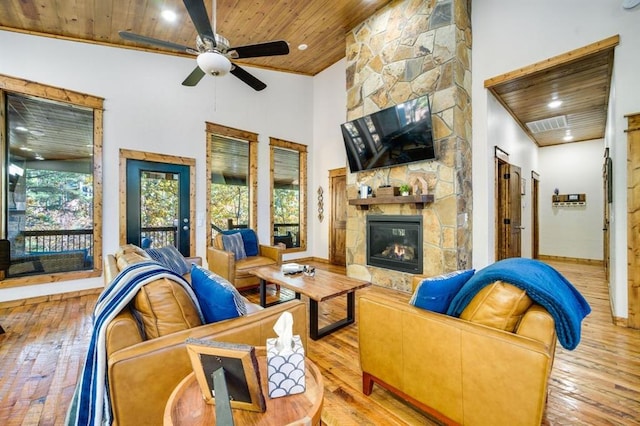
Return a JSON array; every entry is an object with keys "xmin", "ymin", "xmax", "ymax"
[
  {"xmin": 329, "ymin": 168, "xmax": 347, "ymax": 266},
  {"xmin": 497, "ymin": 161, "xmax": 522, "ymax": 260},
  {"xmin": 531, "ymin": 172, "xmax": 540, "ymax": 259}
]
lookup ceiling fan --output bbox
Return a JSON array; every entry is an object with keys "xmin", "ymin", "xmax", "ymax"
[{"xmin": 119, "ymin": 0, "xmax": 289, "ymax": 91}]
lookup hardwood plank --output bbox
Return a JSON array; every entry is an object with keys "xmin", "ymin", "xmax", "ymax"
[{"xmin": 1, "ymin": 260, "xmax": 639, "ymax": 425}]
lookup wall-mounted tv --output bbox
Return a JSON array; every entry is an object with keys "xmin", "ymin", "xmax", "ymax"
[{"xmin": 340, "ymin": 93, "xmax": 435, "ymax": 173}]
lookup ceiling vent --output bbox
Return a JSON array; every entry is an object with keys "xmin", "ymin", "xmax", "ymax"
[{"xmin": 525, "ymin": 115, "xmax": 568, "ymax": 133}]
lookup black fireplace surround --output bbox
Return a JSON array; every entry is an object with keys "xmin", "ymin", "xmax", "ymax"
[{"xmin": 366, "ymin": 215, "xmax": 423, "ymax": 274}]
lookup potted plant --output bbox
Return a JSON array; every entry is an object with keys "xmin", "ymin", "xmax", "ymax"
[{"xmin": 399, "ymin": 184, "xmax": 410, "ymax": 196}]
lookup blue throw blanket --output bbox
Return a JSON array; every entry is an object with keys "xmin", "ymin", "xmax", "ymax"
[
  {"xmin": 446, "ymin": 258, "xmax": 590, "ymax": 350},
  {"xmin": 65, "ymin": 261, "xmax": 203, "ymax": 426}
]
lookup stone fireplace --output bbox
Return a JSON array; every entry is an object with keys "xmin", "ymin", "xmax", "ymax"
[
  {"xmin": 345, "ymin": 0, "xmax": 472, "ymax": 292},
  {"xmin": 367, "ymin": 215, "xmax": 423, "ymax": 274}
]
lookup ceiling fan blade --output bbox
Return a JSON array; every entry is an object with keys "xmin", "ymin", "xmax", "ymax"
[
  {"xmin": 183, "ymin": 0, "xmax": 216, "ymax": 46},
  {"xmin": 230, "ymin": 65, "xmax": 267, "ymax": 91},
  {"xmin": 229, "ymin": 40, "xmax": 290, "ymax": 59},
  {"xmin": 119, "ymin": 31, "xmax": 195, "ymax": 53},
  {"xmin": 182, "ymin": 66, "xmax": 206, "ymax": 86}
]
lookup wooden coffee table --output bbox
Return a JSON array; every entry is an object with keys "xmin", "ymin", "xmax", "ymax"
[
  {"xmin": 164, "ymin": 352, "xmax": 324, "ymax": 425},
  {"xmin": 250, "ymin": 265, "xmax": 371, "ymax": 340}
]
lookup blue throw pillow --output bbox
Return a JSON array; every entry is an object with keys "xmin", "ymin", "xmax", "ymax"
[
  {"xmin": 190, "ymin": 264, "xmax": 247, "ymax": 323},
  {"xmin": 222, "ymin": 229, "xmax": 259, "ymax": 257},
  {"xmin": 145, "ymin": 245, "xmax": 190, "ymax": 275},
  {"xmin": 409, "ymin": 269, "xmax": 475, "ymax": 313},
  {"xmin": 222, "ymin": 232, "xmax": 247, "ymax": 260}
]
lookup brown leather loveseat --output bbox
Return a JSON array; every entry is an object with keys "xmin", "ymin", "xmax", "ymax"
[
  {"xmin": 104, "ymin": 245, "xmax": 307, "ymax": 425},
  {"xmin": 358, "ymin": 277, "xmax": 557, "ymax": 426}
]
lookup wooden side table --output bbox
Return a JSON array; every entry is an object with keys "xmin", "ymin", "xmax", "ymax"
[{"xmin": 164, "ymin": 354, "xmax": 324, "ymax": 425}]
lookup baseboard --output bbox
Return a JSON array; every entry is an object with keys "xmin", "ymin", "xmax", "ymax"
[
  {"xmin": 537, "ymin": 254, "xmax": 604, "ymax": 267},
  {"xmin": 613, "ymin": 316, "xmax": 628, "ymax": 327},
  {"xmin": 284, "ymin": 256, "xmax": 330, "ymax": 264},
  {"xmin": 0, "ymin": 287, "xmax": 101, "ymax": 309}
]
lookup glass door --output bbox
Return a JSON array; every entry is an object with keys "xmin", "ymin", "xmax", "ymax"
[{"xmin": 126, "ymin": 160, "xmax": 191, "ymax": 256}]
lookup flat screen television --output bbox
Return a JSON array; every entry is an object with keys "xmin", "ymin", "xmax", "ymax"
[{"xmin": 340, "ymin": 93, "xmax": 435, "ymax": 173}]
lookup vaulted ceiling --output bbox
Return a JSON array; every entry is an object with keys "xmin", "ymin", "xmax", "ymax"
[
  {"xmin": 1, "ymin": 2, "xmax": 618, "ymax": 150},
  {"xmin": 0, "ymin": 0, "xmax": 392, "ymax": 76}
]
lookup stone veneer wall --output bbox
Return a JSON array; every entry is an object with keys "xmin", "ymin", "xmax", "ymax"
[{"xmin": 345, "ymin": 0, "xmax": 472, "ymax": 291}]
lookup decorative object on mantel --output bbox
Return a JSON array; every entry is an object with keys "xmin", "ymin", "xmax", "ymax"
[
  {"xmin": 399, "ymin": 184, "xmax": 411, "ymax": 196},
  {"xmin": 317, "ymin": 186, "xmax": 324, "ymax": 222},
  {"xmin": 349, "ymin": 194, "xmax": 434, "ymax": 210},
  {"xmin": 552, "ymin": 193, "xmax": 587, "ymax": 207},
  {"xmin": 376, "ymin": 185, "xmax": 398, "ymax": 197},
  {"xmin": 411, "ymin": 176, "xmax": 428, "ymax": 196}
]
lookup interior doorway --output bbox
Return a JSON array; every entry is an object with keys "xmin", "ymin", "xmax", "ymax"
[
  {"xmin": 329, "ymin": 167, "xmax": 347, "ymax": 266},
  {"xmin": 495, "ymin": 147, "xmax": 522, "ymax": 260},
  {"xmin": 119, "ymin": 149, "xmax": 196, "ymax": 257}
]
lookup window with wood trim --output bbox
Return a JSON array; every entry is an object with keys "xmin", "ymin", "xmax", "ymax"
[
  {"xmin": 0, "ymin": 74, "xmax": 103, "ymax": 286},
  {"xmin": 270, "ymin": 137, "xmax": 307, "ymax": 252},
  {"xmin": 206, "ymin": 122, "xmax": 258, "ymax": 245}
]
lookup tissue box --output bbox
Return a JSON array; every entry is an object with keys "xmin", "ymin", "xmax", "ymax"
[{"xmin": 266, "ymin": 334, "xmax": 305, "ymax": 398}]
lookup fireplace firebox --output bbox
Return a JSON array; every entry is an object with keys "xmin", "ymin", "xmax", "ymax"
[{"xmin": 366, "ymin": 215, "xmax": 423, "ymax": 274}]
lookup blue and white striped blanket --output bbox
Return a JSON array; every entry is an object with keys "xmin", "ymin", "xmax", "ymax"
[{"xmin": 65, "ymin": 261, "xmax": 203, "ymax": 426}]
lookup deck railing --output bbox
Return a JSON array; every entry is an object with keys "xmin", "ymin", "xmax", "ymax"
[{"xmin": 23, "ymin": 229, "xmax": 94, "ymax": 256}]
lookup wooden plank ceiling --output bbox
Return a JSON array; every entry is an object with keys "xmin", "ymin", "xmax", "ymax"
[
  {"xmin": 485, "ymin": 36, "xmax": 618, "ymax": 147},
  {"xmin": 0, "ymin": 0, "xmax": 392, "ymax": 76}
]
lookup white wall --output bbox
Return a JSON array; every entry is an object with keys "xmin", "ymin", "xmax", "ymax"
[
  {"xmin": 538, "ymin": 140, "xmax": 604, "ymax": 260},
  {"xmin": 310, "ymin": 59, "xmax": 348, "ymax": 260},
  {"xmin": 473, "ymin": 0, "xmax": 640, "ymax": 318},
  {"xmin": 0, "ymin": 30, "xmax": 314, "ymax": 301},
  {"xmin": 486, "ymin": 94, "xmax": 539, "ymax": 259}
]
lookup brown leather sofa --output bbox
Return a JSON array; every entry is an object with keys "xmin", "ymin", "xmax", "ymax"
[
  {"xmin": 104, "ymin": 245, "xmax": 307, "ymax": 426},
  {"xmin": 358, "ymin": 277, "xmax": 557, "ymax": 426},
  {"xmin": 207, "ymin": 233, "xmax": 283, "ymax": 290}
]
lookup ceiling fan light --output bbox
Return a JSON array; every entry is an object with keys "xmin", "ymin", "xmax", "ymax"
[{"xmin": 197, "ymin": 52, "xmax": 232, "ymax": 76}]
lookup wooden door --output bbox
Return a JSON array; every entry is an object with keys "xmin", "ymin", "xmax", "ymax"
[
  {"xmin": 329, "ymin": 168, "xmax": 347, "ymax": 266},
  {"xmin": 627, "ymin": 113, "xmax": 640, "ymax": 329},
  {"xmin": 496, "ymin": 158, "xmax": 522, "ymax": 260},
  {"xmin": 531, "ymin": 171, "xmax": 540, "ymax": 259},
  {"xmin": 603, "ymin": 149, "xmax": 612, "ymax": 280}
]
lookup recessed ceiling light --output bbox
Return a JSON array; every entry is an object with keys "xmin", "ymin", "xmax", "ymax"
[
  {"xmin": 161, "ymin": 9, "xmax": 177, "ymax": 22},
  {"xmin": 548, "ymin": 100, "xmax": 563, "ymax": 109},
  {"xmin": 563, "ymin": 135, "xmax": 574, "ymax": 142},
  {"xmin": 29, "ymin": 129, "xmax": 45, "ymax": 136},
  {"xmin": 298, "ymin": 44, "xmax": 308, "ymax": 51},
  {"xmin": 19, "ymin": 146, "xmax": 32, "ymax": 151},
  {"xmin": 15, "ymin": 126, "xmax": 28, "ymax": 132}
]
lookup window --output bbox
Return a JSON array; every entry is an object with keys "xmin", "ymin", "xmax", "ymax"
[
  {"xmin": 1, "ymin": 74, "xmax": 103, "ymax": 285},
  {"xmin": 270, "ymin": 137, "xmax": 307, "ymax": 252},
  {"xmin": 206, "ymin": 123, "xmax": 258, "ymax": 245}
]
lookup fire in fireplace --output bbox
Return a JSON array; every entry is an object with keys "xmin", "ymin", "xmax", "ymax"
[{"xmin": 366, "ymin": 215, "xmax": 423, "ymax": 274}]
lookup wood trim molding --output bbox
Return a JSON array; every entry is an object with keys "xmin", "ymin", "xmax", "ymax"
[
  {"xmin": 494, "ymin": 146, "xmax": 509, "ymax": 162},
  {"xmin": 484, "ymin": 35, "xmax": 620, "ymax": 89},
  {"xmin": 118, "ymin": 149, "xmax": 196, "ymax": 255},
  {"xmin": 0, "ymin": 73, "xmax": 104, "ymax": 109}
]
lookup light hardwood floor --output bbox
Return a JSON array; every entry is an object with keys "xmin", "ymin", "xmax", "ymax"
[{"xmin": 0, "ymin": 261, "xmax": 638, "ymax": 425}]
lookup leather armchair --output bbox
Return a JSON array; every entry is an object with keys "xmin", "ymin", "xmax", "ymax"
[
  {"xmin": 207, "ymin": 233, "xmax": 283, "ymax": 291},
  {"xmin": 358, "ymin": 277, "xmax": 557, "ymax": 426}
]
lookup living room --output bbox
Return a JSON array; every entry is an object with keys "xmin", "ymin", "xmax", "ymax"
[{"xmin": 1, "ymin": 0, "xmax": 640, "ymax": 424}]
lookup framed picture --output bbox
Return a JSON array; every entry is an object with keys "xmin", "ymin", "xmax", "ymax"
[{"xmin": 186, "ymin": 338, "xmax": 266, "ymax": 413}]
